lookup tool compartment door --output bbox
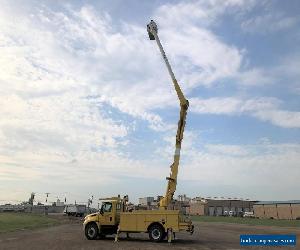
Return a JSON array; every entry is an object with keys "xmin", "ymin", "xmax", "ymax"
[{"xmin": 119, "ymin": 213, "xmax": 138, "ymax": 232}]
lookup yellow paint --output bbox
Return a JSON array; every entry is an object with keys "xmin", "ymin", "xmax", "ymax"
[{"xmin": 83, "ymin": 198, "xmax": 194, "ymax": 236}]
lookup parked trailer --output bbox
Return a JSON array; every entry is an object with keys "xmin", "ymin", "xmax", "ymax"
[{"xmin": 64, "ymin": 205, "xmax": 86, "ymax": 217}]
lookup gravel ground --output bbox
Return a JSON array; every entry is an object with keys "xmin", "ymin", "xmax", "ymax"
[{"xmin": 0, "ymin": 218, "xmax": 299, "ymax": 250}]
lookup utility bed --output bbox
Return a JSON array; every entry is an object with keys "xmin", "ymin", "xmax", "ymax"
[
  {"xmin": 83, "ymin": 200, "xmax": 194, "ymax": 242},
  {"xmin": 119, "ymin": 210, "xmax": 191, "ymax": 233}
]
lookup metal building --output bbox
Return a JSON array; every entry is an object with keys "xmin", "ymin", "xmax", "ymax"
[
  {"xmin": 187, "ymin": 198, "xmax": 256, "ymax": 216},
  {"xmin": 253, "ymin": 200, "xmax": 300, "ymax": 220},
  {"xmin": 138, "ymin": 197, "xmax": 155, "ymax": 206}
]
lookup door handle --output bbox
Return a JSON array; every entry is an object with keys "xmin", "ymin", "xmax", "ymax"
[{"xmin": 110, "ymin": 217, "xmax": 112, "ymax": 221}]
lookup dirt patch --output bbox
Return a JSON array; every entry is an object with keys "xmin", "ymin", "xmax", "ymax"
[{"xmin": 0, "ymin": 220, "xmax": 299, "ymax": 250}]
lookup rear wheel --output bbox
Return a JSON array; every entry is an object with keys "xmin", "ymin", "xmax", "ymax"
[
  {"xmin": 85, "ymin": 223, "xmax": 98, "ymax": 240},
  {"xmin": 149, "ymin": 224, "xmax": 164, "ymax": 242}
]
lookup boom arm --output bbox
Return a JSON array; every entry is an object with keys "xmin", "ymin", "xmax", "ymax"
[{"xmin": 147, "ymin": 20, "xmax": 189, "ymax": 209}]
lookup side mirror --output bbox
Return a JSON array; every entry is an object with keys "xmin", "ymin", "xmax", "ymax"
[{"xmin": 100, "ymin": 207, "xmax": 104, "ymax": 215}]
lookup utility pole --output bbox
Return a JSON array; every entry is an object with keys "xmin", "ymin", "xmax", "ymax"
[{"xmin": 45, "ymin": 193, "xmax": 50, "ymax": 203}]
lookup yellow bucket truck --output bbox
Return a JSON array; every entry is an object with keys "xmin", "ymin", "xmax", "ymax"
[{"xmin": 83, "ymin": 20, "xmax": 194, "ymax": 242}]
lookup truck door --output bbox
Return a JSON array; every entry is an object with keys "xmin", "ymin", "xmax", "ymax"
[{"xmin": 102, "ymin": 202, "xmax": 114, "ymax": 225}]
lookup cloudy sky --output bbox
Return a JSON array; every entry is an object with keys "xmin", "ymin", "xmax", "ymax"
[{"xmin": 0, "ymin": 0, "xmax": 299, "ymax": 205}]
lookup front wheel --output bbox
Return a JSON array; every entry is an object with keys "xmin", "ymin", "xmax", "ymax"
[
  {"xmin": 149, "ymin": 224, "xmax": 164, "ymax": 242},
  {"xmin": 85, "ymin": 223, "xmax": 98, "ymax": 240}
]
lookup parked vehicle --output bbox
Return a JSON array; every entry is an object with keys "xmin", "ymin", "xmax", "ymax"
[
  {"xmin": 243, "ymin": 211, "xmax": 255, "ymax": 218},
  {"xmin": 228, "ymin": 211, "xmax": 235, "ymax": 217},
  {"xmin": 64, "ymin": 204, "xmax": 86, "ymax": 217}
]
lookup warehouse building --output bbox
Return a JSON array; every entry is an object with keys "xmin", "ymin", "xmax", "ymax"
[
  {"xmin": 253, "ymin": 200, "xmax": 300, "ymax": 220},
  {"xmin": 139, "ymin": 197, "xmax": 155, "ymax": 206},
  {"xmin": 187, "ymin": 197, "xmax": 256, "ymax": 216},
  {"xmin": 0, "ymin": 204, "xmax": 65, "ymax": 214}
]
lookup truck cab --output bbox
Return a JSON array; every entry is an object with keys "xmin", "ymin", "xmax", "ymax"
[
  {"xmin": 100, "ymin": 201, "xmax": 117, "ymax": 225},
  {"xmin": 83, "ymin": 198, "xmax": 122, "ymax": 240}
]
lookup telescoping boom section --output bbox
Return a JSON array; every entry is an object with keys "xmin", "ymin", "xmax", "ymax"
[{"xmin": 147, "ymin": 20, "xmax": 189, "ymax": 209}]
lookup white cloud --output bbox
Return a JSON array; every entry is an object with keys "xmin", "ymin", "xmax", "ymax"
[
  {"xmin": 236, "ymin": 68, "xmax": 274, "ymax": 86},
  {"xmin": 191, "ymin": 97, "xmax": 242, "ymax": 114},
  {"xmin": 190, "ymin": 96, "xmax": 300, "ymax": 128},
  {"xmin": 178, "ymin": 138, "xmax": 300, "ymax": 190},
  {"xmin": 268, "ymin": 54, "xmax": 300, "ymax": 95},
  {"xmin": 0, "ymin": 4, "xmax": 171, "ymax": 126},
  {"xmin": 161, "ymin": 27, "xmax": 242, "ymax": 87},
  {"xmin": 155, "ymin": 0, "xmax": 256, "ymax": 28},
  {"xmin": 242, "ymin": 13, "xmax": 299, "ymax": 33},
  {"xmin": 277, "ymin": 53, "xmax": 300, "ymax": 79},
  {"xmin": 154, "ymin": 128, "xmax": 300, "ymax": 192},
  {"xmin": 183, "ymin": 144, "xmax": 300, "ymax": 188},
  {"xmin": 0, "ymin": 93, "xmax": 128, "ymax": 150},
  {"xmin": 205, "ymin": 144, "xmax": 249, "ymax": 156},
  {"xmin": 0, "ymin": 2, "xmax": 194, "ymax": 202},
  {"xmin": 254, "ymin": 110, "xmax": 300, "ymax": 128},
  {"xmin": 154, "ymin": 1, "xmax": 247, "ymax": 87},
  {"xmin": 0, "ymin": 0, "xmax": 264, "ymax": 151},
  {"xmin": 190, "ymin": 96, "xmax": 279, "ymax": 114}
]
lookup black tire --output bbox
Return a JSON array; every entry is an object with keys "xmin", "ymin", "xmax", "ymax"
[
  {"xmin": 85, "ymin": 223, "xmax": 98, "ymax": 240},
  {"xmin": 148, "ymin": 224, "xmax": 164, "ymax": 242}
]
